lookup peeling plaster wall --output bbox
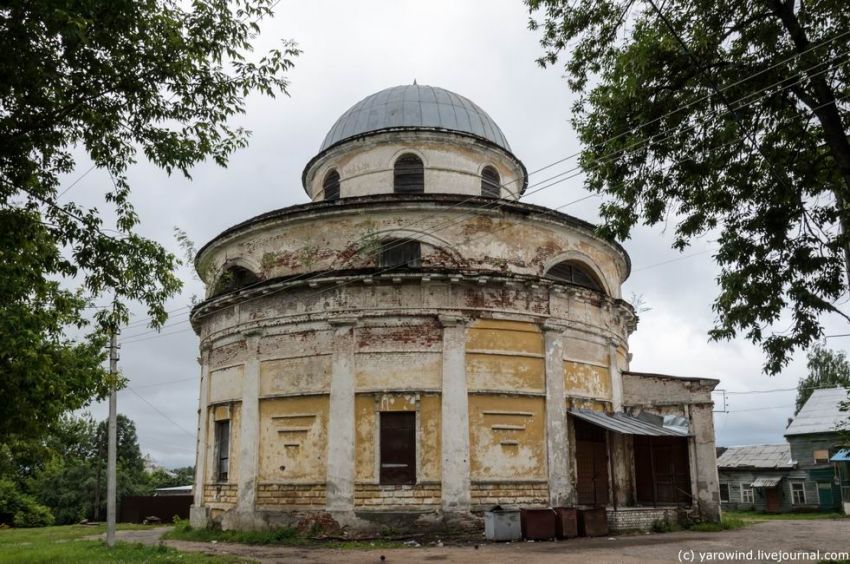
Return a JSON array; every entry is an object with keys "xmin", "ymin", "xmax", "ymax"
[
  {"xmin": 196, "ymin": 198, "xmax": 629, "ymax": 301},
  {"xmin": 203, "ymin": 402, "xmax": 241, "ymax": 493},
  {"xmin": 257, "ymin": 395, "xmax": 329, "ymax": 482}
]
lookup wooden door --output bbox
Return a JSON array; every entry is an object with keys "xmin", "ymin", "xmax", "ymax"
[
  {"xmin": 574, "ymin": 418, "xmax": 609, "ymax": 506},
  {"xmin": 765, "ymin": 487, "xmax": 781, "ymax": 513}
]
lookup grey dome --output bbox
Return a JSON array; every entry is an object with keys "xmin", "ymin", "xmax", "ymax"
[{"xmin": 320, "ymin": 84, "xmax": 512, "ymax": 152}]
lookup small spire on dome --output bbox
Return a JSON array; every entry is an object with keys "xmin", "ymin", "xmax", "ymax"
[{"xmin": 413, "ymin": 79, "xmax": 417, "ymax": 85}]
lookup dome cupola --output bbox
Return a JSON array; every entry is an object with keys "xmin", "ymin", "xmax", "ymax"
[{"xmin": 302, "ymin": 84, "xmax": 527, "ymax": 201}]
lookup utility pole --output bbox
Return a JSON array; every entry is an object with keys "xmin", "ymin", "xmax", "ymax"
[{"xmin": 106, "ymin": 327, "xmax": 119, "ymax": 547}]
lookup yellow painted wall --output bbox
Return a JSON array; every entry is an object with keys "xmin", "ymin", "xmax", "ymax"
[
  {"xmin": 564, "ymin": 361, "xmax": 611, "ymax": 399},
  {"xmin": 205, "ymin": 402, "xmax": 241, "ymax": 485},
  {"xmin": 257, "ymin": 395, "xmax": 329, "ymax": 482},
  {"xmin": 468, "ymin": 394, "xmax": 546, "ymax": 480},
  {"xmin": 466, "ymin": 320, "xmax": 545, "ymax": 393},
  {"xmin": 354, "ymin": 393, "xmax": 441, "ymax": 482}
]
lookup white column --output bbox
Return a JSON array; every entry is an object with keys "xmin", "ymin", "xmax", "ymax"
[
  {"xmin": 326, "ymin": 318, "xmax": 357, "ymax": 512},
  {"xmin": 439, "ymin": 315, "xmax": 470, "ymax": 512},
  {"xmin": 609, "ymin": 340, "xmax": 624, "ymax": 412},
  {"xmin": 190, "ymin": 344, "xmax": 211, "ymax": 528},
  {"xmin": 236, "ymin": 331, "xmax": 262, "ymax": 513},
  {"xmin": 544, "ymin": 323, "xmax": 572, "ymax": 507}
]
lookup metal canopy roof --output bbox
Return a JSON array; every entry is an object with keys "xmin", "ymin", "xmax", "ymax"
[
  {"xmin": 569, "ymin": 409, "xmax": 690, "ymax": 437},
  {"xmin": 832, "ymin": 448, "xmax": 850, "ymax": 462},
  {"xmin": 320, "ymin": 84, "xmax": 512, "ymax": 152},
  {"xmin": 751, "ymin": 476, "xmax": 783, "ymax": 488},
  {"xmin": 785, "ymin": 387, "xmax": 850, "ymax": 436}
]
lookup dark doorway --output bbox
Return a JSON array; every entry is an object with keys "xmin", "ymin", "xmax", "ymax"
[
  {"xmin": 765, "ymin": 487, "xmax": 781, "ymax": 513},
  {"xmin": 634, "ymin": 436, "xmax": 691, "ymax": 505},
  {"xmin": 574, "ymin": 417, "xmax": 610, "ymax": 506},
  {"xmin": 379, "ymin": 412, "xmax": 416, "ymax": 485}
]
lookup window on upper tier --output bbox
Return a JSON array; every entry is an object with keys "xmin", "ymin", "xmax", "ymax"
[
  {"xmin": 544, "ymin": 260, "xmax": 604, "ymax": 293},
  {"xmin": 379, "ymin": 239, "xmax": 421, "ymax": 269},
  {"xmin": 214, "ymin": 419, "xmax": 231, "ymax": 483},
  {"xmin": 379, "ymin": 412, "xmax": 416, "ymax": 485},
  {"xmin": 323, "ymin": 169, "xmax": 340, "ymax": 201},
  {"xmin": 213, "ymin": 265, "xmax": 260, "ymax": 296},
  {"xmin": 481, "ymin": 166, "xmax": 501, "ymax": 198},
  {"xmin": 393, "ymin": 154, "xmax": 424, "ymax": 194}
]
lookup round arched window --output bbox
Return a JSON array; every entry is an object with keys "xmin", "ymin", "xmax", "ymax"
[
  {"xmin": 393, "ymin": 154, "xmax": 424, "ymax": 194},
  {"xmin": 544, "ymin": 261, "xmax": 604, "ymax": 293},
  {"xmin": 481, "ymin": 166, "xmax": 500, "ymax": 198},
  {"xmin": 323, "ymin": 170, "xmax": 340, "ymax": 201}
]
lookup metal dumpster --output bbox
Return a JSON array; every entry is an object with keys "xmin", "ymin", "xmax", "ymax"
[
  {"xmin": 520, "ymin": 508, "xmax": 556, "ymax": 540},
  {"xmin": 554, "ymin": 507, "xmax": 578, "ymax": 539},
  {"xmin": 578, "ymin": 507, "xmax": 609, "ymax": 537},
  {"xmin": 484, "ymin": 507, "xmax": 522, "ymax": 541}
]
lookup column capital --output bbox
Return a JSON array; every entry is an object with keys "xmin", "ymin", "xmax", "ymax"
[
  {"xmin": 437, "ymin": 314, "xmax": 466, "ymax": 328},
  {"xmin": 541, "ymin": 320, "xmax": 568, "ymax": 334}
]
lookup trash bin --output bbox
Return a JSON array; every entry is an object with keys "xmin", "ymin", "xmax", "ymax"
[
  {"xmin": 520, "ymin": 508, "xmax": 557, "ymax": 540},
  {"xmin": 578, "ymin": 507, "xmax": 609, "ymax": 537},
  {"xmin": 484, "ymin": 506, "xmax": 522, "ymax": 541},
  {"xmin": 554, "ymin": 507, "xmax": 578, "ymax": 539}
]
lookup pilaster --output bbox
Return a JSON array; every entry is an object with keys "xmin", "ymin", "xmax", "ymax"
[
  {"xmin": 439, "ymin": 315, "xmax": 471, "ymax": 512},
  {"xmin": 326, "ymin": 318, "xmax": 358, "ymax": 511},
  {"xmin": 236, "ymin": 330, "xmax": 262, "ymax": 513},
  {"xmin": 543, "ymin": 322, "xmax": 572, "ymax": 506}
]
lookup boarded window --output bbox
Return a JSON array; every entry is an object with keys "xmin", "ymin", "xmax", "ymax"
[
  {"xmin": 380, "ymin": 412, "xmax": 416, "ymax": 485},
  {"xmin": 393, "ymin": 154, "xmax": 424, "ymax": 193},
  {"xmin": 545, "ymin": 261, "xmax": 604, "ymax": 293},
  {"xmin": 791, "ymin": 482, "xmax": 806, "ymax": 504},
  {"xmin": 379, "ymin": 239, "xmax": 421, "ymax": 269},
  {"xmin": 813, "ymin": 449, "xmax": 830, "ymax": 464},
  {"xmin": 574, "ymin": 417, "xmax": 609, "ymax": 506},
  {"xmin": 213, "ymin": 265, "xmax": 259, "ymax": 296},
  {"xmin": 481, "ymin": 166, "xmax": 501, "ymax": 198},
  {"xmin": 214, "ymin": 420, "xmax": 230, "ymax": 482},
  {"xmin": 634, "ymin": 436, "xmax": 692, "ymax": 505},
  {"xmin": 323, "ymin": 170, "xmax": 340, "ymax": 201},
  {"xmin": 720, "ymin": 483, "xmax": 730, "ymax": 502}
]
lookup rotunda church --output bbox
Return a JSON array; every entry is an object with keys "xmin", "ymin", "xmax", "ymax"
[{"xmin": 189, "ymin": 84, "xmax": 721, "ymax": 532}]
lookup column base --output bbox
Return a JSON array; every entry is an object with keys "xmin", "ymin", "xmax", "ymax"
[{"xmin": 189, "ymin": 505, "xmax": 210, "ymax": 529}]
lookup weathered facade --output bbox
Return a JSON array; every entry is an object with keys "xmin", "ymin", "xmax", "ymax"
[
  {"xmin": 188, "ymin": 85, "xmax": 722, "ymax": 532},
  {"xmin": 717, "ymin": 444, "xmax": 799, "ymax": 513}
]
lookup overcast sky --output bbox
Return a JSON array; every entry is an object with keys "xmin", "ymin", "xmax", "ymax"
[{"xmin": 66, "ymin": 0, "xmax": 849, "ymax": 469}]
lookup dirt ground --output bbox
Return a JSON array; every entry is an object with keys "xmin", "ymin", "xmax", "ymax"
[{"xmin": 113, "ymin": 520, "xmax": 850, "ymax": 564}]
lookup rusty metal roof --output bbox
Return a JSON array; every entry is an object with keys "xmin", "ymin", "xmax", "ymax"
[
  {"xmin": 716, "ymin": 444, "xmax": 793, "ymax": 469},
  {"xmin": 569, "ymin": 409, "xmax": 689, "ymax": 437},
  {"xmin": 784, "ymin": 387, "xmax": 850, "ymax": 436},
  {"xmin": 319, "ymin": 84, "xmax": 511, "ymax": 152}
]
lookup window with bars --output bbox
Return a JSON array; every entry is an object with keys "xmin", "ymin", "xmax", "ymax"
[
  {"xmin": 481, "ymin": 166, "xmax": 500, "ymax": 198},
  {"xmin": 323, "ymin": 170, "xmax": 340, "ymax": 201},
  {"xmin": 214, "ymin": 419, "xmax": 231, "ymax": 482},
  {"xmin": 393, "ymin": 154, "xmax": 424, "ymax": 193},
  {"xmin": 791, "ymin": 482, "xmax": 806, "ymax": 504},
  {"xmin": 379, "ymin": 239, "xmax": 421, "ymax": 269},
  {"xmin": 741, "ymin": 485, "xmax": 754, "ymax": 504},
  {"xmin": 544, "ymin": 261, "xmax": 604, "ymax": 293}
]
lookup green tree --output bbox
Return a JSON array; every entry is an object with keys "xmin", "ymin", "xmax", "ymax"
[
  {"xmin": 0, "ymin": 1, "xmax": 298, "ymax": 443},
  {"xmin": 796, "ymin": 344, "xmax": 850, "ymax": 414},
  {"xmin": 526, "ymin": 0, "xmax": 850, "ymax": 373}
]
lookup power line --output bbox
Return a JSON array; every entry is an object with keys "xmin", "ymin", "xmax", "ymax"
[{"xmin": 124, "ymin": 386, "xmax": 196, "ymax": 438}]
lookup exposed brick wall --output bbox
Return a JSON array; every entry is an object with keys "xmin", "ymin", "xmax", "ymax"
[
  {"xmin": 354, "ymin": 483, "xmax": 441, "ymax": 507},
  {"xmin": 203, "ymin": 483, "xmax": 237, "ymax": 506},
  {"xmin": 256, "ymin": 483, "xmax": 326, "ymax": 507},
  {"xmin": 469, "ymin": 481, "xmax": 549, "ymax": 507},
  {"xmin": 607, "ymin": 507, "xmax": 679, "ymax": 532}
]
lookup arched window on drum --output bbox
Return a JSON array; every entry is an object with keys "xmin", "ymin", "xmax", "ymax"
[
  {"xmin": 544, "ymin": 260, "xmax": 605, "ymax": 293},
  {"xmin": 212, "ymin": 265, "xmax": 260, "ymax": 296}
]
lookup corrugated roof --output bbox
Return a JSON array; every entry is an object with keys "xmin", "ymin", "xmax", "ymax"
[
  {"xmin": 831, "ymin": 448, "xmax": 850, "ymax": 462},
  {"xmin": 751, "ymin": 476, "xmax": 783, "ymax": 488},
  {"xmin": 569, "ymin": 409, "xmax": 689, "ymax": 436},
  {"xmin": 716, "ymin": 444, "xmax": 793, "ymax": 469},
  {"xmin": 784, "ymin": 387, "xmax": 850, "ymax": 436},
  {"xmin": 319, "ymin": 84, "xmax": 511, "ymax": 152}
]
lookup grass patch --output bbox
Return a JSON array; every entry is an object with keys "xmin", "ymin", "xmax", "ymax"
[
  {"xmin": 725, "ymin": 510, "xmax": 847, "ymax": 521},
  {"xmin": 0, "ymin": 524, "xmax": 245, "ymax": 563},
  {"xmin": 164, "ymin": 519, "xmax": 406, "ymax": 550}
]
